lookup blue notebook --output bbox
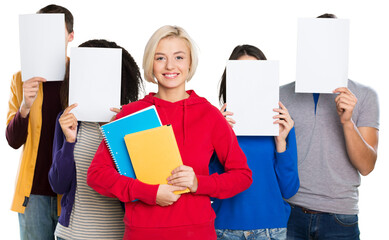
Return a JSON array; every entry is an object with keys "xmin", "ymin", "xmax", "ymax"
[{"xmin": 100, "ymin": 106, "xmax": 162, "ymax": 178}]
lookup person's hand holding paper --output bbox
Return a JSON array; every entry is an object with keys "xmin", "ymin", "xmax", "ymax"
[
  {"xmin": 59, "ymin": 103, "xmax": 78, "ymax": 143},
  {"xmin": 20, "ymin": 77, "xmax": 47, "ymax": 118}
]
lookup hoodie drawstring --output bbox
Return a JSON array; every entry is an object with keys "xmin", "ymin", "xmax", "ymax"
[
  {"xmin": 183, "ymin": 101, "xmax": 187, "ymax": 146},
  {"xmin": 144, "ymin": 91, "xmax": 206, "ymax": 148},
  {"xmin": 155, "ymin": 102, "xmax": 186, "ymax": 146}
]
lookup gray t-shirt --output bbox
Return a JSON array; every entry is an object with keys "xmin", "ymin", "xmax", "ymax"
[{"xmin": 280, "ymin": 80, "xmax": 379, "ymax": 214}]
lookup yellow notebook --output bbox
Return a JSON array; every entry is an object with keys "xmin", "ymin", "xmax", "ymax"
[{"xmin": 124, "ymin": 125, "xmax": 190, "ymax": 194}]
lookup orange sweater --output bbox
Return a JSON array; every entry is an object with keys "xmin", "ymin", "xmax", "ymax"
[{"xmin": 6, "ymin": 71, "xmax": 61, "ymax": 214}]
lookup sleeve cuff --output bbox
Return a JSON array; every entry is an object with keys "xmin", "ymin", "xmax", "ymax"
[
  {"xmin": 131, "ymin": 179, "xmax": 159, "ymax": 205},
  {"xmin": 194, "ymin": 174, "xmax": 217, "ymax": 196},
  {"xmin": 275, "ymin": 146, "xmax": 290, "ymax": 162},
  {"xmin": 15, "ymin": 109, "xmax": 30, "ymax": 122},
  {"xmin": 63, "ymin": 140, "xmax": 76, "ymax": 154}
]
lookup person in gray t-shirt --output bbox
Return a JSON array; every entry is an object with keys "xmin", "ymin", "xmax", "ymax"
[{"xmin": 280, "ymin": 13, "xmax": 380, "ymax": 240}]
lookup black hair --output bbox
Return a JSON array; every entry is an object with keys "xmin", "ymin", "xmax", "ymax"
[
  {"xmin": 317, "ymin": 13, "xmax": 337, "ymax": 19},
  {"xmin": 60, "ymin": 39, "xmax": 144, "ymax": 110},
  {"xmin": 37, "ymin": 4, "xmax": 74, "ymax": 33},
  {"xmin": 218, "ymin": 44, "xmax": 267, "ymax": 105}
]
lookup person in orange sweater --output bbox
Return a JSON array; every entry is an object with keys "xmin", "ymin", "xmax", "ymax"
[
  {"xmin": 5, "ymin": 4, "xmax": 74, "ymax": 240},
  {"xmin": 87, "ymin": 25, "xmax": 252, "ymax": 240}
]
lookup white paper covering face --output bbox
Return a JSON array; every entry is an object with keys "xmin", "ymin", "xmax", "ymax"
[
  {"xmin": 295, "ymin": 18, "xmax": 349, "ymax": 93},
  {"xmin": 226, "ymin": 60, "xmax": 279, "ymax": 136},
  {"xmin": 19, "ymin": 14, "xmax": 66, "ymax": 82},
  {"xmin": 69, "ymin": 47, "xmax": 122, "ymax": 122}
]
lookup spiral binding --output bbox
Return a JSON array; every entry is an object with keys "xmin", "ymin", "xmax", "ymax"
[{"xmin": 100, "ymin": 127, "xmax": 122, "ymax": 175}]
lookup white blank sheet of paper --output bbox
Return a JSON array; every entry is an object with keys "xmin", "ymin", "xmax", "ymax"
[
  {"xmin": 295, "ymin": 18, "xmax": 349, "ymax": 93},
  {"xmin": 226, "ymin": 60, "xmax": 279, "ymax": 136},
  {"xmin": 19, "ymin": 14, "xmax": 66, "ymax": 82},
  {"xmin": 69, "ymin": 47, "xmax": 122, "ymax": 122}
]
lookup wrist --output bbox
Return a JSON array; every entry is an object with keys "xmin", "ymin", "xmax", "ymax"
[
  {"xmin": 342, "ymin": 119, "xmax": 355, "ymax": 129},
  {"xmin": 191, "ymin": 177, "xmax": 198, "ymax": 193},
  {"xmin": 66, "ymin": 136, "xmax": 76, "ymax": 143},
  {"xmin": 274, "ymin": 136, "xmax": 287, "ymax": 152},
  {"xmin": 275, "ymin": 135, "xmax": 286, "ymax": 143},
  {"xmin": 276, "ymin": 143, "xmax": 286, "ymax": 153},
  {"xmin": 20, "ymin": 104, "xmax": 30, "ymax": 118}
]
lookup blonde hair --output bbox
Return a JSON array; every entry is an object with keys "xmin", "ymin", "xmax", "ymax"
[{"xmin": 143, "ymin": 25, "xmax": 198, "ymax": 83}]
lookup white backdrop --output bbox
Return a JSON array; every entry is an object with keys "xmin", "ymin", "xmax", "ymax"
[{"xmin": 1, "ymin": 0, "xmax": 388, "ymax": 238}]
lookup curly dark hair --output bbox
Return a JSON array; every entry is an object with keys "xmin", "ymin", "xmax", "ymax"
[
  {"xmin": 60, "ymin": 39, "xmax": 144, "ymax": 110},
  {"xmin": 218, "ymin": 44, "xmax": 267, "ymax": 105},
  {"xmin": 37, "ymin": 4, "xmax": 74, "ymax": 33}
]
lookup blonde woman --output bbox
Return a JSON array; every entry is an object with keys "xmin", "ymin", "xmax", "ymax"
[{"xmin": 87, "ymin": 26, "xmax": 252, "ymax": 240}]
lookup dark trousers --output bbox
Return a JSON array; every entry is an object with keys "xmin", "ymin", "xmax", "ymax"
[{"xmin": 287, "ymin": 204, "xmax": 360, "ymax": 240}]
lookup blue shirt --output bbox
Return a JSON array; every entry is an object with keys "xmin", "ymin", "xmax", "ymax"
[{"xmin": 210, "ymin": 128, "xmax": 299, "ymax": 230}]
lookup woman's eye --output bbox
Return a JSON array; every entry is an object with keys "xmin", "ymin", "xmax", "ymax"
[
  {"xmin": 156, "ymin": 56, "xmax": 164, "ymax": 61},
  {"xmin": 176, "ymin": 56, "xmax": 183, "ymax": 60}
]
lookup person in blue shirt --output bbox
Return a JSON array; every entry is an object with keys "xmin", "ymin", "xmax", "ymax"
[{"xmin": 210, "ymin": 44, "xmax": 299, "ymax": 240}]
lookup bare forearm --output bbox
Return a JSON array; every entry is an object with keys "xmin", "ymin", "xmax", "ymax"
[
  {"xmin": 343, "ymin": 120, "xmax": 377, "ymax": 176},
  {"xmin": 275, "ymin": 138, "xmax": 286, "ymax": 153}
]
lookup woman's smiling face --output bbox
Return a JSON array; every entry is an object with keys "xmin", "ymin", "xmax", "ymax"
[{"xmin": 153, "ymin": 37, "xmax": 191, "ymax": 91}]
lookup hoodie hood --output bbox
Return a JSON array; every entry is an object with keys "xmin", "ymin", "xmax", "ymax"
[
  {"xmin": 141, "ymin": 90, "xmax": 208, "ymax": 106},
  {"xmin": 140, "ymin": 90, "xmax": 208, "ymax": 146}
]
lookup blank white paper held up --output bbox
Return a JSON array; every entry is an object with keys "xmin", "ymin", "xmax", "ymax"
[
  {"xmin": 296, "ymin": 18, "xmax": 349, "ymax": 93},
  {"xmin": 19, "ymin": 14, "xmax": 66, "ymax": 82},
  {"xmin": 227, "ymin": 60, "xmax": 279, "ymax": 136},
  {"xmin": 69, "ymin": 47, "xmax": 122, "ymax": 122}
]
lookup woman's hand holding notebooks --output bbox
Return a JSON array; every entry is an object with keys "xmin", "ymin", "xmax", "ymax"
[{"xmin": 124, "ymin": 125, "xmax": 190, "ymax": 195}]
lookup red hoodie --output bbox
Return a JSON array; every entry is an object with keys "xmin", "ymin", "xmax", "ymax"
[{"xmin": 87, "ymin": 90, "xmax": 252, "ymax": 240}]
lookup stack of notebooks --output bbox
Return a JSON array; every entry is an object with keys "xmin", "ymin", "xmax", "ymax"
[
  {"xmin": 125, "ymin": 124, "xmax": 189, "ymax": 194},
  {"xmin": 100, "ymin": 105, "xmax": 189, "ymax": 194}
]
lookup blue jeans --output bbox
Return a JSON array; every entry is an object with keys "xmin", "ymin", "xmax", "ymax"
[
  {"xmin": 287, "ymin": 204, "xmax": 360, "ymax": 240},
  {"xmin": 216, "ymin": 228, "xmax": 286, "ymax": 240},
  {"xmin": 18, "ymin": 194, "xmax": 59, "ymax": 240}
]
